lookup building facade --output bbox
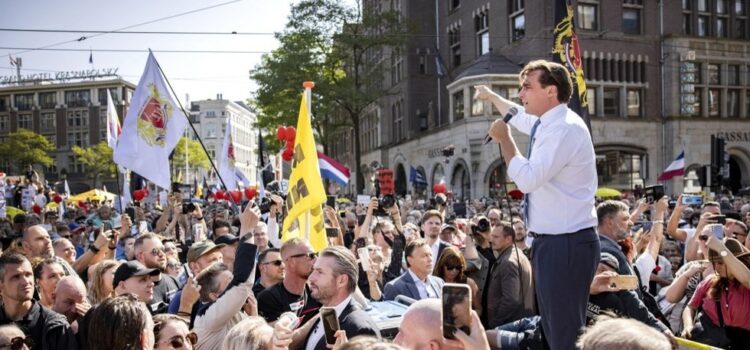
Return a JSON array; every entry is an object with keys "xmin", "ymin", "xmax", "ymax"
[
  {"xmin": 189, "ymin": 96, "xmax": 258, "ymax": 186},
  {"xmin": 0, "ymin": 77, "xmax": 135, "ymax": 193},
  {"xmin": 329, "ymin": 0, "xmax": 750, "ymax": 198}
]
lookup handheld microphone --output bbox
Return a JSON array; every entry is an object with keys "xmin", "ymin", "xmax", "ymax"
[{"xmin": 483, "ymin": 107, "xmax": 518, "ymax": 145}]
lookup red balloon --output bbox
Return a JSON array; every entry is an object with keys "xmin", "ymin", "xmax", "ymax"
[
  {"xmin": 52, "ymin": 194, "xmax": 63, "ymax": 204},
  {"xmin": 214, "ymin": 190, "xmax": 225, "ymax": 200},
  {"xmin": 276, "ymin": 126, "xmax": 287, "ymax": 141},
  {"xmin": 77, "ymin": 200, "xmax": 86, "ymax": 208},
  {"xmin": 285, "ymin": 127, "xmax": 296, "ymax": 141},
  {"xmin": 32, "ymin": 204, "xmax": 42, "ymax": 214},
  {"xmin": 132, "ymin": 190, "xmax": 145, "ymax": 201},
  {"xmin": 244, "ymin": 187, "xmax": 257, "ymax": 200},
  {"xmin": 433, "ymin": 183, "xmax": 447, "ymax": 194},
  {"xmin": 230, "ymin": 191, "xmax": 243, "ymax": 203},
  {"xmin": 282, "ymin": 147, "xmax": 294, "ymax": 161}
]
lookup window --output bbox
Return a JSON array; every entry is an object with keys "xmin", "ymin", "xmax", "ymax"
[
  {"xmin": 708, "ymin": 64, "xmax": 721, "ymax": 84},
  {"xmin": 453, "ymin": 90, "xmax": 464, "ymax": 121},
  {"xmin": 695, "ymin": 63, "xmax": 703, "ymax": 84},
  {"xmin": 718, "ymin": 0, "xmax": 728, "ymax": 13},
  {"xmin": 449, "ymin": 0, "xmax": 460, "ymax": 11},
  {"xmin": 698, "ymin": 0, "xmax": 708, "ymax": 12},
  {"xmin": 511, "ymin": 14, "xmax": 525, "ymax": 41},
  {"xmin": 39, "ymin": 92, "xmax": 56, "ymax": 109},
  {"xmin": 0, "ymin": 115, "xmax": 7, "ymax": 130},
  {"xmin": 41, "ymin": 112, "xmax": 55, "ymax": 130},
  {"xmin": 448, "ymin": 27, "xmax": 461, "ymax": 67},
  {"xmin": 65, "ymin": 90, "xmax": 90, "ymax": 108},
  {"xmin": 0, "ymin": 96, "xmax": 8, "ymax": 112},
  {"xmin": 98, "ymin": 88, "xmax": 120, "ymax": 105},
  {"xmin": 683, "ymin": 0, "xmax": 692, "ymax": 10},
  {"xmin": 470, "ymin": 87, "xmax": 484, "ymax": 116},
  {"xmin": 395, "ymin": 100, "xmax": 403, "ymax": 141},
  {"xmin": 627, "ymin": 89, "xmax": 642, "ymax": 117},
  {"xmin": 708, "ymin": 89, "xmax": 721, "ymax": 116},
  {"xmin": 68, "ymin": 156, "xmax": 85, "ymax": 173},
  {"xmin": 596, "ymin": 150, "xmax": 647, "ymax": 189},
  {"xmin": 717, "ymin": 17, "xmax": 728, "ymax": 37},
  {"xmin": 727, "ymin": 89, "xmax": 740, "ymax": 117},
  {"xmin": 736, "ymin": 0, "xmax": 748, "ymax": 38},
  {"xmin": 683, "ymin": 13, "xmax": 693, "ymax": 34},
  {"xmin": 67, "ymin": 131, "xmax": 89, "ymax": 148},
  {"xmin": 14, "ymin": 94, "xmax": 33, "ymax": 110},
  {"xmin": 17, "ymin": 113, "xmax": 31, "ymax": 129},
  {"xmin": 623, "ymin": 1, "xmax": 643, "ymax": 35},
  {"xmin": 603, "ymin": 88, "xmax": 620, "ymax": 116},
  {"xmin": 66, "ymin": 110, "xmax": 89, "ymax": 128},
  {"xmin": 694, "ymin": 88, "xmax": 703, "ymax": 115},
  {"xmin": 419, "ymin": 54, "xmax": 426, "ymax": 74},
  {"xmin": 44, "ymin": 134, "xmax": 56, "ymax": 148},
  {"xmin": 587, "ymin": 88, "xmax": 597, "ymax": 116},
  {"xmin": 577, "ymin": 2, "xmax": 598, "ymax": 30},
  {"xmin": 490, "ymin": 86, "xmax": 519, "ymax": 114},
  {"xmin": 205, "ymin": 111, "xmax": 216, "ymax": 118},
  {"xmin": 727, "ymin": 65, "xmax": 740, "ymax": 85},
  {"xmin": 475, "ymin": 11, "xmax": 489, "ymax": 55},
  {"xmin": 698, "ymin": 15, "xmax": 709, "ymax": 36}
]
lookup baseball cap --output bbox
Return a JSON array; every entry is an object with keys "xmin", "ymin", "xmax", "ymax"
[
  {"xmin": 441, "ymin": 224, "xmax": 457, "ymax": 232},
  {"xmin": 214, "ymin": 234, "xmax": 239, "ymax": 246},
  {"xmin": 599, "ymin": 252, "xmax": 620, "ymax": 271},
  {"xmin": 13, "ymin": 214, "xmax": 26, "ymax": 225},
  {"xmin": 112, "ymin": 261, "xmax": 160, "ymax": 288},
  {"xmin": 67, "ymin": 223, "xmax": 85, "ymax": 233},
  {"xmin": 187, "ymin": 240, "xmax": 226, "ymax": 263}
]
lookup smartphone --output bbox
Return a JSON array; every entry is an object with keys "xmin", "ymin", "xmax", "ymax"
[
  {"xmin": 326, "ymin": 195, "xmax": 337, "ymax": 209},
  {"xmin": 320, "ymin": 307, "xmax": 339, "ymax": 346},
  {"xmin": 125, "ymin": 207, "xmax": 137, "ymax": 220},
  {"xmin": 442, "ymin": 283, "xmax": 472, "ymax": 339},
  {"xmin": 357, "ymin": 214, "xmax": 366, "ymax": 226},
  {"xmin": 325, "ymin": 227, "xmax": 339, "ymax": 238},
  {"xmin": 682, "ymin": 194, "xmax": 703, "ymax": 206},
  {"xmin": 138, "ymin": 221, "xmax": 148, "ymax": 235},
  {"xmin": 357, "ymin": 247, "xmax": 370, "ymax": 272},
  {"xmin": 183, "ymin": 263, "xmax": 194, "ymax": 279},
  {"xmin": 609, "ymin": 275, "xmax": 639, "ymax": 290},
  {"xmin": 711, "ymin": 224, "xmax": 725, "ymax": 240},
  {"xmin": 715, "ymin": 215, "xmax": 726, "ymax": 225},
  {"xmin": 644, "ymin": 185, "xmax": 665, "ymax": 203}
]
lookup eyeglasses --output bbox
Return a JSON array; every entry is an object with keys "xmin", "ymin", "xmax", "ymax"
[
  {"xmin": 150, "ymin": 247, "xmax": 166, "ymax": 256},
  {"xmin": 160, "ymin": 333, "xmax": 197, "ymax": 349},
  {"xmin": 288, "ymin": 252, "xmax": 317, "ymax": 260},
  {"xmin": 262, "ymin": 260, "xmax": 283, "ymax": 267},
  {"xmin": 445, "ymin": 265, "xmax": 462, "ymax": 271},
  {"xmin": 0, "ymin": 337, "xmax": 33, "ymax": 350}
]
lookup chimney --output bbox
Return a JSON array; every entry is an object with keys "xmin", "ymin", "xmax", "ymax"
[{"xmin": 217, "ymin": 93, "xmax": 223, "ymax": 100}]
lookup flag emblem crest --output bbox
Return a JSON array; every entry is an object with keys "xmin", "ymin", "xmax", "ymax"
[
  {"xmin": 553, "ymin": 4, "xmax": 588, "ymax": 108},
  {"xmin": 137, "ymin": 84, "xmax": 173, "ymax": 146}
]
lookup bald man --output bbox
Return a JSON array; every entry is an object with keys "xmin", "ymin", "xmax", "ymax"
[
  {"xmin": 0, "ymin": 324, "xmax": 29, "ymax": 350},
  {"xmin": 393, "ymin": 299, "xmax": 446, "ymax": 349},
  {"xmin": 52, "ymin": 276, "xmax": 90, "ymax": 332}
]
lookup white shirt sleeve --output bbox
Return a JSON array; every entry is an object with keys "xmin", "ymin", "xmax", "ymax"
[{"xmin": 634, "ymin": 253, "xmax": 656, "ymax": 288}]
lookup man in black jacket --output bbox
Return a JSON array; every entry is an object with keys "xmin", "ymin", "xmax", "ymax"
[
  {"xmin": 0, "ymin": 254, "xmax": 77, "ymax": 350},
  {"xmin": 303, "ymin": 246, "xmax": 380, "ymax": 350}
]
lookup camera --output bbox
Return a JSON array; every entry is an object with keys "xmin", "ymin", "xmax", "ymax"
[
  {"xmin": 373, "ymin": 194, "xmax": 395, "ymax": 216},
  {"xmin": 258, "ymin": 197, "xmax": 272, "ymax": 215},
  {"xmin": 471, "ymin": 217, "xmax": 491, "ymax": 235},
  {"xmin": 182, "ymin": 202, "xmax": 196, "ymax": 215}
]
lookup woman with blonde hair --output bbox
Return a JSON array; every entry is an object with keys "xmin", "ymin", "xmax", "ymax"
[{"xmin": 88, "ymin": 260, "xmax": 121, "ymax": 305}]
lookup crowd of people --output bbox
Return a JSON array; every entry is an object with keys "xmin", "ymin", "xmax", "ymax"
[{"xmin": 0, "ymin": 59, "xmax": 749, "ymax": 350}]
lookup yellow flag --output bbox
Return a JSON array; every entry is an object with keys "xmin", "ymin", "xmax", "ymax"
[{"xmin": 281, "ymin": 94, "xmax": 327, "ymax": 252}]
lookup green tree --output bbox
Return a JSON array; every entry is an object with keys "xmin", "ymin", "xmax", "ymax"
[
  {"xmin": 72, "ymin": 142, "xmax": 117, "ymax": 188},
  {"xmin": 251, "ymin": 0, "xmax": 410, "ymax": 192},
  {"xmin": 0, "ymin": 129, "xmax": 54, "ymax": 173},
  {"xmin": 172, "ymin": 137, "xmax": 211, "ymax": 173}
]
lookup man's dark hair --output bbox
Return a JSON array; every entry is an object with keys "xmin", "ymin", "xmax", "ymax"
[
  {"xmin": 0, "ymin": 253, "xmax": 29, "ymax": 280},
  {"xmin": 212, "ymin": 219, "xmax": 231, "ymax": 233},
  {"xmin": 196, "ymin": 262, "xmax": 230, "ymax": 302},
  {"xmin": 520, "ymin": 60, "xmax": 574, "ymax": 103},
  {"xmin": 133, "ymin": 232, "xmax": 158, "ymax": 252},
  {"xmin": 404, "ymin": 239, "xmax": 429, "ymax": 268},
  {"xmin": 421, "ymin": 210, "xmax": 443, "ymax": 225},
  {"xmin": 497, "ymin": 220, "xmax": 516, "ymax": 238},
  {"xmin": 596, "ymin": 200, "xmax": 630, "ymax": 226},
  {"xmin": 258, "ymin": 248, "xmax": 280, "ymax": 264},
  {"xmin": 86, "ymin": 294, "xmax": 151, "ymax": 350}
]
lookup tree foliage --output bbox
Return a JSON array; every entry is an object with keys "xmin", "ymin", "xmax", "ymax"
[
  {"xmin": 0, "ymin": 129, "xmax": 54, "ymax": 172},
  {"xmin": 251, "ymin": 0, "xmax": 411, "ymax": 191},
  {"xmin": 72, "ymin": 142, "xmax": 117, "ymax": 187},
  {"xmin": 172, "ymin": 137, "xmax": 211, "ymax": 172}
]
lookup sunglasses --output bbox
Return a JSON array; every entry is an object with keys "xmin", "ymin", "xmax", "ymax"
[
  {"xmin": 150, "ymin": 247, "xmax": 167, "ymax": 256},
  {"xmin": 288, "ymin": 252, "xmax": 318, "ymax": 260},
  {"xmin": 445, "ymin": 265, "xmax": 462, "ymax": 271},
  {"xmin": 262, "ymin": 260, "xmax": 283, "ymax": 267},
  {"xmin": 162, "ymin": 333, "xmax": 197, "ymax": 349},
  {"xmin": 0, "ymin": 337, "xmax": 32, "ymax": 350}
]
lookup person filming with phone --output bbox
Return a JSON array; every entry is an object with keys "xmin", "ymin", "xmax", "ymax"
[{"xmin": 474, "ymin": 60, "xmax": 599, "ymax": 350}]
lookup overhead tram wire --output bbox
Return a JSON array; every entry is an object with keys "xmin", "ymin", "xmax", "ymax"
[{"xmin": 5, "ymin": 0, "xmax": 245, "ymax": 57}]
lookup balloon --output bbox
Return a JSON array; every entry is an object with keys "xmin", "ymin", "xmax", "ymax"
[
  {"xmin": 32, "ymin": 204, "xmax": 41, "ymax": 214},
  {"xmin": 77, "ymin": 200, "xmax": 86, "ymax": 208},
  {"xmin": 433, "ymin": 183, "xmax": 447, "ymax": 194},
  {"xmin": 276, "ymin": 126, "xmax": 287, "ymax": 141},
  {"xmin": 229, "ymin": 191, "xmax": 243, "ymax": 203},
  {"xmin": 214, "ymin": 190, "xmax": 225, "ymax": 201},
  {"xmin": 286, "ymin": 127, "xmax": 296, "ymax": 141},
  {"xmin": 52, "ymin": 195, "xmax": 63, "ymax": 204},
  {"xmin": 282, "ymin": 147, "xmax": 294, "ymax": 162},
  {"xmin": 244, "ymin": 187, "xmax": 257, "ymax": 200}
]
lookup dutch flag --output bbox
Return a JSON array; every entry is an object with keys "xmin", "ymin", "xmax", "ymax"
[
  {"xmin": 317, "ymin": 152, "xmax": 350, "ymax": 187},
  {"xmin": 657, "ymin": 150, "xmax": 685, "ymax": 181}
]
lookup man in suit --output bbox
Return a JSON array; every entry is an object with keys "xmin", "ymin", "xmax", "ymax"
[
  {"xmin": 384, "ymin": 239, "xmax": 445, "ymax": 301},
  {"xmin": 303, "ymin": 246, "xmax": 379, "ymax": 350}
]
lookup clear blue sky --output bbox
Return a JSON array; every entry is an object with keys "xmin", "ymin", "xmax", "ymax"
[{"xmin": 0, "ymin": 0, "xmax": 296, "ymax": 103}]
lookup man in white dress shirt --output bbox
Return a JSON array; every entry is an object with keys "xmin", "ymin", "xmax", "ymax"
[{"xmin": 475, "ymin": 60, "xmax": 600, "ymax": 350}]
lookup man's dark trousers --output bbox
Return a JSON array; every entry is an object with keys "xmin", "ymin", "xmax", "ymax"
[{"xmin": 531, "ymin": 228, "xmax": 599, "ymax": 350}]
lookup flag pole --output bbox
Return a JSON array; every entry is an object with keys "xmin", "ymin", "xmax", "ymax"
[
  {"xmin": 149, "ymin": 49, "xmax": 238, "ymax": 207},
  {"xmin": 115, "ymin": 169, "xmax": 124, "ymax": 213},
  {"xmin": 303, "ymin": 81, "xmax": 314, "ymax": 241}
]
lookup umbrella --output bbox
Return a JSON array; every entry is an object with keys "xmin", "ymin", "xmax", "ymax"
[
  {"xmin": 68, "ymin": 189, "xmax": 117, "ymax": 203},
  {"xmin": 508, "ymin": 189, "xmax": 524, "ymax": 200},
  {"xmin": 596, "ymin": 187, "xmax": 622, "ymax": 198},
  {"xmin": 336, "ymin": 197, "xmax": 352, "ymax": 204},
  {"xmin": 3, "ymin": 206, "xmax": 24, "ymax": 221}
]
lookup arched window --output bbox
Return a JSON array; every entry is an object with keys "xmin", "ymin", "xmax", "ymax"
[
  {"xmin": 451, "ymin": 162, "xmax": 471, "ymax": 201},
  {"xmin": 595, "ymin": 145, "xmax": 648, "ymax": 191}
]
